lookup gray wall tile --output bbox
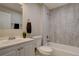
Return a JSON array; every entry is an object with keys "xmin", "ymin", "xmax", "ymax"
[{"xmin": 50, "ymin": 4, "xmax": 79, "ymax": 47}]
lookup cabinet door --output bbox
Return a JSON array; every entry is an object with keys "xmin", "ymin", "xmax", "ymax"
[
  {"xmin": 3, "ymin": 50, "xmax": 17, "ymax": 56},
  {"xmin": 24, "ymin": 44, "xmax": 35, "ymax": 56},
  {"xmin": 17, "ymin": 47, "xmax": 25, "ymax": 56},
  {"xmin": 20, "ymin": 48, "xmax": 25, "ymax": 56}
]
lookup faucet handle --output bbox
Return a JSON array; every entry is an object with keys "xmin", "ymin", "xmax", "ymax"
[
  {"xmin": 9, "ymin": 36, "xmax": 15, "ymax": 40},
  {"xmin": 13, "ymin": 37, "xmax": 15, "ymax": 39}
]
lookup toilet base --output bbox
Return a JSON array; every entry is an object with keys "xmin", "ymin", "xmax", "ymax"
[{"xmin": 35, "ymin": 48, "xmax": 52, "ymax": 56}]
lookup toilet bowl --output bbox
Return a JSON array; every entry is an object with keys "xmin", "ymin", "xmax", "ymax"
[
  {"xmin": 32, "ymin": 35, "xmax": 53, "ymax": 56},
  {"xmin": 37, "ymin": 46, "xmax": 53, "ymax": 55}
]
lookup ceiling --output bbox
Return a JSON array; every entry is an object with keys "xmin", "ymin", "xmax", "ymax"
[
  {"xmin": 0, "ymin": 3, "xmax": 67, "ymax": 13},
  {"xmin": 0, "ymin": 3, "xmax": 22, "ymax": 13},
  {"xmin": 44, "ymin": 3, "xmax": 67, "ymax": 10}
]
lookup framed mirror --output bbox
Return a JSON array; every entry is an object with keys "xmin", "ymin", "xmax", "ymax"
[{"xmin": 0, "ymin": 3, "xmax": 22, "ymax": 29}]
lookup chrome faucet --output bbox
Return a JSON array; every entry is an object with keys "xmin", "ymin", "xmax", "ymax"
[{"xmin": 9, "ymin": 36, "xmax": 15, "ymax": 40}]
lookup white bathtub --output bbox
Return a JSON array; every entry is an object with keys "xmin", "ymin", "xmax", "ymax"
[{"xmin": 47, "ymin": 42, "xmax": 79, "ymax": 56}]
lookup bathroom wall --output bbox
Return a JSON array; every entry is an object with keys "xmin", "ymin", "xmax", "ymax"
[
  {"xmin": 0, "ymin": 3, "xmax": 50, "ymax": 41},
  {"xmin": 23, "ymin": 3, "xmax": 48, "ymax": 35},
  {"xmin": 50, "ymin": 4, "xmax": 79, "ymax": 47},
  {"xmin": 0, "ymin": 5, "xmax": 22, "ymax": 38},
  {"xmin": 23, "ymin": 3, "xmax": 42, "ymax": 36},
  {"xmin": 23, "ymin": 4, "xmax": 50, "ymax": 45}
]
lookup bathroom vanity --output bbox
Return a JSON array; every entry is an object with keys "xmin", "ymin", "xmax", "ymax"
[{"xmin": 0, "ymin": 38, "xmax": 35, "ymax": 56}]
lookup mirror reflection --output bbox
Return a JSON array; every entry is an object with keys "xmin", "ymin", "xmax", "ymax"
[{"xmin": 0, "ymin": 3, "xmax": 22, "ymax": 29}]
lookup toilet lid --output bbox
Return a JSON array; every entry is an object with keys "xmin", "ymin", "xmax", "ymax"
[{"xmin": 38, "ymin": 46, "xmax": 53, "ymax": 53}]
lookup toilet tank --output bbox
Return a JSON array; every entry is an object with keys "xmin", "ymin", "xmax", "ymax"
[{"xmin": 32, "ymin": 35, "xmax": 42, "ymax": 48}]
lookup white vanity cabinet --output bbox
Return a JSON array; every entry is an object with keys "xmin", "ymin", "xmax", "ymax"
[
  {"xmin": 0, "ymin": 39, "xmax": 35, "ymax": 56},
  {"xmin": 16, "ymin": 40, "xmax": 35, "ymax": 56},
  {"xmin": 16, "ymin": 44, "xmax": 25, "ymax": 56},
  {"xmin": 0, "ymin": 46, "xmax": 17, "ymax": 56},
  {"xmin": 4, "ymin": 50, "xmax": 17, "ymax": 56},
  {"xmin": 24, "ymin": 43, "xmax": 35, "ymax": 56}
]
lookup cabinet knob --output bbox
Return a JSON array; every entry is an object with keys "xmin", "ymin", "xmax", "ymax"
[
  {"xmin": 17, "ymin": 47, "xmax": 23, "ymax": 51},
  {"xmin": 20, "ymin": 47, "xmax": 23, "ymax": 49},
  {"xmin": 18, "ymin": 48, "xmax": 20, "ymax": 51}
]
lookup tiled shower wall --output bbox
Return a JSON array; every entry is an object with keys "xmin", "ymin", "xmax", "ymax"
[{"xmin": 50, "ymin": 4, "xmax": 79, "ymax": 47}]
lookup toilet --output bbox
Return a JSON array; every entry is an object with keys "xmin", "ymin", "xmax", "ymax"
[{"xmin": 32, "ymin": 35, "xmax": 53, "ymax": 56}]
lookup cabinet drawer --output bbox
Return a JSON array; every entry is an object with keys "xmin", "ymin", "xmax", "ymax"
[{"xmin": 0, "ymin": 46, "xmax": 17, "ymax": 55}]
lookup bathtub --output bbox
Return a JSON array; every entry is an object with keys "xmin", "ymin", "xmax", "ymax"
[{"xmin": 47, "ymin": 42, "xmax": 79, "ymax": 56}]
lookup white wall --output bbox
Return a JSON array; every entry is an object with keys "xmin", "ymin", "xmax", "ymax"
[
  {"xmin": 23, "ymin": 4, "xmax": 50, "ymax": 45},
  {"xmin": 23, "ymin": 3, "xmax": 42, "ymax": 36}
]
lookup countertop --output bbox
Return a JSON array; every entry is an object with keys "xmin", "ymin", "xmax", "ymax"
[{"xmin": 0, "ymin": 38, "xmax": 34, "ymax": 49}]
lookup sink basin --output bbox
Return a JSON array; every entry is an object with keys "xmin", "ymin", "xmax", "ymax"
[{"xmin": 0, "ymin": 38, "xmax": 20, "ymax": 45}]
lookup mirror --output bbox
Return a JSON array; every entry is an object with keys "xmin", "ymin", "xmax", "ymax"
[{"xmin": 0, "ymin": 3, "xmax": 22, "ymax": 29}]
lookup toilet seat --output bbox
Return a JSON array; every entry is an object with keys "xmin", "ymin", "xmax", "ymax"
[{"xmin": 37, "ymin": 46, "xmax": 53, "ymax": 55}]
